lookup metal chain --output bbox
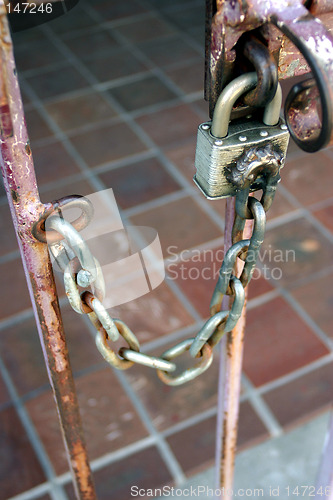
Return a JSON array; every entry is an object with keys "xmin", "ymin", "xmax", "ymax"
[{"xmin": 38, "ymin": 191, "xmax": 268, "ymax": 386}]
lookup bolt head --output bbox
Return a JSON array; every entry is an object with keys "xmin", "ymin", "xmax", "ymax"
[
  {"xmin": 214, "ymin": 139, "xmax": 223, "ymax": 146},
  {"xmin": 239, "ymin": 136, "xmax": 247, "ymax": 142},
  {"xmin": 260, "ymin": 130, "xmax": 268, "ymax": 137},
  {"xmin": 202, "ymin": 123, "xmax": 210, "ymax": 130},
  {"xmin": 280, "ymin": 124, "xmax": 288, "ymax": 130},
  {"xmin": 77, "ymin": 270, "xmax": 93, "ymax": 287}
]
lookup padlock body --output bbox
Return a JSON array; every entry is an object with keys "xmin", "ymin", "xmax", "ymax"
[{"xmin": 194, "ymin": 117, "xmax": 290, "ymax": 199}]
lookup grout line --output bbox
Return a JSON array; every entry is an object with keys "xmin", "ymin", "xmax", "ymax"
[
  {"xmin": 255, "ymin": 259, "xmax": 333, "ymax": 352},
  {"xmin": 0, "ymin": 248, "xmax": 21, "ymax": 264},
  {"xmin": 139, "ymin": 322, "xmax": 200, "ymax": 353},
  {"xmin": 84, "ymin": 0, "xmax": 203, "ymax": 56},
  {"xmin": 162, "ymin": 406, "xmax": 218, "ymax": 438},
  {"xmin": 246, "ymin": 289, "xmax": 280, "ymax": 310},
  {"xmin": 124, "ymin": 188, "xmax": 189, "ymax": 218},
  {"xmin": 135, "ymin": 0, "xmax": 204, "ymax": 55},
  {"xmin": 0, "ymin": 357, "xmax": 68, "ymax": 500},
  {"xmin": 308, "ymin": 194, "xmax": 333, "ymax": 213},
  {"xmin": 92, "ymin": 149, "xmax": 156, "ymax": 175},
  {"xmin": 7, "ymin": 482, "xmax": 52, "ymax": 500},
  {"xmin": 265, "ymin": 209, "xmax": 303, "ymax": 230},
  {"xmin": 164, "ymin": 235, "xmax": 224, "ymax": 265},
  {"xmin": 257, "ymin": 352, "xmax": 333, "ymax": 395},
  {"xmin": 278, "ymin": 184, "xmax": 333, "ymax": 245},
  {"xmin": 52, "ymin": 426, "xmax": 180, "ymax": 488},
  {"xmin": 82, "ymin": 435, "xmax": 157, "ymax": 474},
  {"xmin": 17, "ymin": 60, "xmax": 69, "ymax": 79},
  {"xmin": 164, "ymin": 275, "xmax": 203, "ymax": 322},
  {"xmin": 286, "ymin": 264, "xmax": 333, "ymax": 290},
  {"xmin": 114, "ymin": 370, "xmax": 187, "ymax": 486},
  {"xmin": 280, "ymin": 288, "xmax": 333, "ymax": 351},
  {"xmin": 241, "ymin": 374, "xmax": 283, "ymax": 438},
  {"xmin": 0, "ymin": 307, "xmax": 35, "ymax": 331},
  {"xmin": 0, "ymin": 296, "xmax": 68, "ymax": 332}
]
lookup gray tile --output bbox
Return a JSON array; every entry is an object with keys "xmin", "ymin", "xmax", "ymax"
[{"xmin": 157, "ymin": 411, "xmax": 330, "ymax": 499}]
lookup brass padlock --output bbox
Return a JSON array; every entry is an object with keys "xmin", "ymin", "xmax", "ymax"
[{"xmin": 194, "ymin": 72, "xmax": 290, "ymax": 199}]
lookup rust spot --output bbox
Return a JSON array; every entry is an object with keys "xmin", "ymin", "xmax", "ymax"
[
  {"xmin": 11, "ymin": 189, "xmax": 19, "ymax": 203},
  {"xmin": 25, "ymin": 142, "xmax": 31, "ymax": 156},
  {"xmin": 71, "ymin": 442, "xmax": 96, "ymax": 496},
  {"xmin": 0, "ymin": 103, "xmax": 13, "ymax": 137}
]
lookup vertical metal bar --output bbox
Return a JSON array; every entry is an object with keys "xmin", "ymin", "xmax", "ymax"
[
  {"xmin": 0, "ymin": 7, "xmax": 96, "ymax": 499},
  {"xmin": 215, "ymin": 197, "xmax": 253, "ymax": 498},
  {"xmin": 315, "ymin": 412, "xmax": 333, "ymax": 500}
]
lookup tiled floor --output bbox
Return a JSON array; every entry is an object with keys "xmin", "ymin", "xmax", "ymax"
[{"xmin": 1, "ymin": 0, "xmax": 333, "ymax": 499}]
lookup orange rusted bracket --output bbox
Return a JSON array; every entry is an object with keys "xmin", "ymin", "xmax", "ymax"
[
  {"xmin": 206, "ymin": 0, "xmax": 333, "ymax": 110},
  {"xmin": 0, "ymin": 7, "xmax": 96, "ymax": 499},
  {"xmin": 206, "ymin": 0, "xmax": 333, "ymax": 152}
]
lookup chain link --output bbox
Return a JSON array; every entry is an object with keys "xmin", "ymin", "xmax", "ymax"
[{"xmin": 42, "ymin": 187, "xmax": 270, "ymax": 385}]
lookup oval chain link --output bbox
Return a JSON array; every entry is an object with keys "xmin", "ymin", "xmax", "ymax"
[{"xmin": 42, "ymin": 188, "xmax": 268, "ymax": 385}]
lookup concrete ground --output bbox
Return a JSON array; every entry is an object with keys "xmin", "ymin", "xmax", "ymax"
[{"xmin": 158, "ymin": 411, "xmax": 331, "ymax": 500}]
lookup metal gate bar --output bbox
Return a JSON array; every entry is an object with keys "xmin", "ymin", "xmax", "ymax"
[
  {"xmin": 215, "ymin": 197, "xmax": 254, "ymax": 497},
  {"xmin": 0, "ymin": 7, "xmax": 96, "ymax": 499}
]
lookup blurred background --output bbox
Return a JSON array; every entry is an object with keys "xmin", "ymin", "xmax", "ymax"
[{"xmin": 0, "ymin": 0, "xmax": 333, "ymax": 499}]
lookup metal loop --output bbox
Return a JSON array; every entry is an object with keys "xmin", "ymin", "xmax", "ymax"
[
  {"xmin": 210, "ymin": 239, "xmax": 250, "ymax": 315},
  {"xmin": 64, "ymin": 258, "xmax": 105, "ymax": 314},
  {"xmin": 223, "ymin": 277, "xmax": 246, "ymax": 333},
  {"xmin": 232, "ymin": 212, "xmax": 246, "ymax": 245},
  {"xmin": 48, "ymin": 217, "xmax": 97, "ymax": 287},
  {"xmin": 95, "ymin": 319, "xmax": 140, "ymax": 370},
  {"xmin": 239, "ymin": 198, "xmax": 266, "ymax": 288},
  {"xmin": 32, "ymin": 195, "xmax": 94, "ymax": 244},
  {"xmin": 271, "ymin": 11, "xmax": 333, "ymax": 153},
  {"xmin": 156, "ymin": 339, "xmax": 213, "ymax": 386},
  {"xmin": 242, "ymin": 36, "xmax": 278, "ymax": 108},
  {"xmin": 49, "ymin": 240, "xmax": 76, "ymax": 273},
  {"xmin": 190, "ymin": 311, "xmax": 228, "ymax": 358},
  {"xmin": 284, "ymin": 78, "xmax": 325, "ymax": 153},
  {"xmin": 119, "ymin": 348, "xmax": 176, "ymax": 373},
  {"xmin": 235, "ymin": 188, "xmax": 252, "ymax": 220},
  {"xmin": 208, "ymin": 276, "xmax": 245, "ymax": 348},
  {"xmin": 83, "ymin": 292, "xmax": 119, "ymax": 342},
  {"xmin": 211, "ymin": 72, "xmax": 258, "ymax": 138}
]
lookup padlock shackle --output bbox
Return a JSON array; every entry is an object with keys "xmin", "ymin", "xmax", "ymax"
[
  {"xmin": 263, "ymin": 83, "xmax": 282, "ymax": 127},
  {"xmin": 211, "ymin": 72, "xmax": 282, "ymax": 138}
]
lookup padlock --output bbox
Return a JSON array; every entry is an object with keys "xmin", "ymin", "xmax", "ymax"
[{"xmin": 194, "ymin": 72, "xmax": 290, "ymax": 199}]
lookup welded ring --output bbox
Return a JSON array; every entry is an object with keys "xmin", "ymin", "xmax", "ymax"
[
  {"xmin": 83, "ymin": 292, "xmax": 119, "ymax": 341},
  {"xmin": 95, "ymin": 319, "xmax": 140, "ymax": 370},
  {"xmin": 190, "ymin": 311, "xmax": 228, "ymax": 358},
  {"xmin": 119, "ymin": 348, "xmax": 176, "ymax": 373},
  {"xmin": 32, "ymin": 195, "xmax": 94, "ymax": 243},
  {"xmin": 64, "ymin": 258, "xmax": 105, "ymax": 315},
  {"xmin": 156, "ymin": 338, "xmax": 213, "ymax": 386}
]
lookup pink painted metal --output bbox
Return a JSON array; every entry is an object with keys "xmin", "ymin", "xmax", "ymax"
[
  {"xmin": 215, "ymin": 198, "xmax": 253, "ymax": 498},
  {"xmin": 0, "ymin": 7, "xmax": 96, "ymax": 499}
]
